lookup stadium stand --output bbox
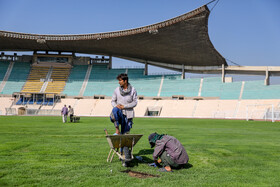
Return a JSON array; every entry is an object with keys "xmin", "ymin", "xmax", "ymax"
[
  {"xmin": 219, "ymin": 82, "xmax": 242, "ymax": 100},
  {"xmin": 21, "ymin": 66, "xmax": 50, "ymax": 93},
  {"xmin": 0, "ymin": 61, "xmax": 9, "ymax": 74},
  {"xmin": 44, "ymin": 66, "xmax": 71, "ymax": 94},
  {"xmin": 63, "ymin": 65, "xmax": 89, "ymax": 96},
  {"xmin": 0, "ymin": 61, "xmax": 10, "ymax": 90},
  {"xmin": 1, "ymin": 62, "xmax": 280, "ymax": 121},
  {"xmin": 242, "ymin": 80, "xmax": 280, "ymax": 99},
  {"xmin": 130, "ymin": 75, "xmax": 163, "ymax": 97},
  {"xmin": 160, "ymin": 75, "xmax": 200, "ymax": 97},
  {"xmin": 83, "ymin": 64, "xmax": 124, "ymax": 96},
  {"xmin": 127, "ymin": 68, "xmax": 145, "ymax": 78},
  {"xmin": 200, "ymin": 77, "xmax": 242, "ymax": 100},
  {"xmin": 1, "ymin": 62, "xmax": 30, "ymax": 94},
  {"xmin": 200, "ymin": 77, "xmax": 222, "ymax": 98}
]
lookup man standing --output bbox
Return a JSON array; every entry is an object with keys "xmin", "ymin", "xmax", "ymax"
[
  {"xmin": 110, "ymin": 73, "xmax": 137, "ymax": 135},
  {"xmin": 148, "ymin": 133, "xmax": 189, "ymax": 172},
  {"xmin": 110, "ymin": 73, "xmax": 137, "ymax": 167},
  {"xmin": 68, "ymin": 105, "xmax": 74, "ymax": 122},
  {"xmin": 61, "ymin": 105, "xmax": 68, "ymax": 123}
]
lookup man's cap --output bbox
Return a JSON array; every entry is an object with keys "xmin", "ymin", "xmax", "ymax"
[
  {"xmin": 148, "ymin": 133, "xmax": 157, "ymax": 148},
  {"xmin": 148, "ymin": 133, "xmax": 157, "ymax": 142}
]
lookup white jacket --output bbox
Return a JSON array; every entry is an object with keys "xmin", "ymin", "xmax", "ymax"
[{"xmin": 111, "ymin": 85, "xmax": 137, "ymax": 119}]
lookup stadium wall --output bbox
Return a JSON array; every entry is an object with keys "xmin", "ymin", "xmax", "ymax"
[
  {"xmin": 58, "ymin": 98, "xmax": 280, "ymax": 120},
  {"xmin": 1, "ymin": 96, "xmax": 280, "ymax": 121}
]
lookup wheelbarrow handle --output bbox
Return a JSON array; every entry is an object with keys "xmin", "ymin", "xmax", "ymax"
[{"xmin": 104, "ymin": 128, "xmax": 108, "ymax": 135}]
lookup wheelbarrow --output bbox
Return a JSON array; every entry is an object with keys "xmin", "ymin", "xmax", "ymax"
[{"xmin": 105, "ymin": 129, "xmax": 143, "ymax": 162}]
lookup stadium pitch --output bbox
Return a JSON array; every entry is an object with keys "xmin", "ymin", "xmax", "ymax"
[{"xmin": 0, "ymin": 116, "xmax": 279, "ymax": 186}]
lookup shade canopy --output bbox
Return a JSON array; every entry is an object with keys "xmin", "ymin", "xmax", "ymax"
[{"xmin": 0, "ymin": 5, "xmax": 226, "ymax": 67}]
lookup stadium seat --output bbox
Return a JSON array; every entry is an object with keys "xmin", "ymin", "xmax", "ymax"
[{"xmin": 16, "ymin": 98, "xmax": 23, "ymax": 105}]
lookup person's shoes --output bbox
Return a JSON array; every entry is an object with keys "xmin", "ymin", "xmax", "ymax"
[
  {"xmin": 113, "ymin": 133, "xmax": 119, "ymax": 135},
  {"xmin": 158, "ymin": 167, "xmax": 173, "ymax": 172},
  {"xmin": 148, "ymin": 163, "xmax": 158, "ymax": 167}
]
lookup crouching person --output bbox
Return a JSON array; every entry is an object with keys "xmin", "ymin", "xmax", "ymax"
[{"xmin": 148, "ymin": 133, "xmax": 189, "ymax": 172}]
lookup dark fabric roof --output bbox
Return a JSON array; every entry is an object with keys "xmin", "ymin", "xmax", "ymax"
[{"xmin": 0, "ymin": 5, "xmax": 226, "ymax": 67}]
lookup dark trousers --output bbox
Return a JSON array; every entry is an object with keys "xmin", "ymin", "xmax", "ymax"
[
  {"xmin": 160, "ymin": 151, "xmax": 180, "ymax": 168},
  {"xmin": 70, "ymin": 114, "xmax": 73, "ymax": 122},
  {"xmin": 110, "ymin": 107, "xmax": 133, "ymax": 134}
]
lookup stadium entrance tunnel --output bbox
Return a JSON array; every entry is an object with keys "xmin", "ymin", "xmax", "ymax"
[
  {"xmin": 121, "ymin": 170, "xmax": 159, "ymax": 178},
  {"xmin": 145, "ymin": 106, "xmax": 162, "ymax": 116}
]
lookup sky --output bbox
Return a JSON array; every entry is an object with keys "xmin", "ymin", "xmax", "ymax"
[{"xmin": 0, "ymin": 0, "xmax": 280, "ymax": 78}]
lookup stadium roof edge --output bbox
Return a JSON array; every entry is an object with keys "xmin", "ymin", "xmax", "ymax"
[{"xmin": 0, "ymin": 5, "xmax": 227, "ymax": 68}]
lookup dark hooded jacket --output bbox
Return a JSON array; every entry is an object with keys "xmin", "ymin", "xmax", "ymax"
[{"xmin": 153, "ymin": 135, "xmax": 189, "ymax": 165}]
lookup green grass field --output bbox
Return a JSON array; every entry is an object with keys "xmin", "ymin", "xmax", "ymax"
[{"xmin": 0, "ymin": 116, "xmax": 279, "ymax": 186}]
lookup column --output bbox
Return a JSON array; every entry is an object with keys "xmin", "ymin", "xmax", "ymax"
[
  {"xmin": 108, "ymin": 56, "xmax": 112, "ymax": 69},
  {"xmin": 181, "ymin": 64, "xmax": 185, "ymax": 79},
  {"xmin": 144, "ymin": 62, "xmax": 148, "ymax": 75},
  {"xmin": 264, "ymin": 67, "xmax": 270, "ymax": 85},
  {"xmin": 221, "ymin": 64, "xmax": 225, "ymax": 83}
]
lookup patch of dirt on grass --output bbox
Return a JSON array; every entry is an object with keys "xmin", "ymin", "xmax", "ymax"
[{"xmin": 121, "ymin": 170, "xmax": 159, "ymax": 178}]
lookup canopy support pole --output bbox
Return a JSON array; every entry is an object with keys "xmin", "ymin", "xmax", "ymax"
[
  {"xmin": 265, "ymin": 67, "xmax": 270, "ymax": 85},
  {"xmin": 144, "ymin": 61, "xmax": 148, "ymax": 75},
  {"xmin": 181, "ymin": 64, "xmax": 185, "ymax": 79},
  {"xmin": 108, "ymin": 56, "xmax": 112, "ymax": 69},
  {"xmin": 222, "ymin": 64, "xmax": 225, "ymax": 83}
]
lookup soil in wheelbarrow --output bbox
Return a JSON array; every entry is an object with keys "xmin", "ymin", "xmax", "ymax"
[{"xmin": 121, "ymin": 170, "xmax": 160, "ymax": 179}]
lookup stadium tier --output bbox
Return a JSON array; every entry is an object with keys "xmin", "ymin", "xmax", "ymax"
[
  {"xmin": 1, "ymin": 63, "xmax": 280, "ymax": 120},
  {"xmin": 218, "ymin": 81, "xmax": 243, "ymax": 100},
  {"xmin": 160, "ymin": 75, "xmax": 201, "ymax": 97},
  {"xmin": 1, "ymin": 63, "xmax": 280, "ymax": 99},
  {"xmin": 200, "ymin": 77, "xmax": 222, "ymax": 98},
  {"xmin": 21, "ymin": 66, "xmax": 49, "ymax": 93},
  {"xmin": 83, "ymin": 64, "xmax": 125, "ymax": 96},
  {"xmin": 63, "ymin": 65, "xmax": 88, "ymax": 96},
  {"xmin": 0, "ymin": 61, "xmax": 10, "ymax": 80},
  {"xmin": 200, "ymin": 77, "xmax": 242, "ymax": 100},
  {"xmin": 242, "ymin": 80, "xmax": 280, "ymax": 99},
  {"xmin": 1, "ymin": 62, "xmax": 30, "ymax": 94},
  {"xmin": 131, "ymin": 75, "xmax": 163, "ymax": 97},
  {"xmin": 127, "ymin": 68, "xmax": 145, "ymax": 78},
  {"xmin": 44, "ymin": 66, "xmax": 71, "ymax": 94},
  {"xmin": 0, "ymin": 61, "xmax": 11, "ymax": 93}
]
